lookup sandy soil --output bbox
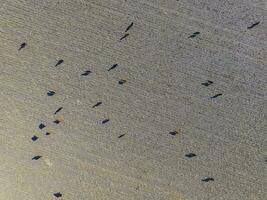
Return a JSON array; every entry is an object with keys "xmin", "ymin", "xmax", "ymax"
[{"xmin": 0, "ymin": 0, "xmax": 266, "ymax": 199}]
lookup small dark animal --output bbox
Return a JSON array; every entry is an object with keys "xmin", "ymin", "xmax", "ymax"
[
  {"xmin": 39, "ymin": 123, "xmax": 46, "ymax": 129},
  {"xmin": 55, "ymin": 59, "xmax": 64, "ymax": 66},
  {"xmin": 247, "ymin": 21, "xmax": 260, "ymax": 29},
  {"xmin": 169, "ymin": 131, "xmax": 178, "ymax": 136},
  {"xmin": 125, "ymin": 22, "xmax": 133, "ymax": 32},
  {"xmin": 81, "ymin": 70, "xmax": 92, "ymax": 76},
  {"xmin": 45, "ymin": 132, "xmax": 50, "ymax": 135},
  {"xmin": 102, "ymin": 119, "xmax": 110, "ymax": 124},
  {"xmin": 108, "ymin": 64, "xmax": 118, "ymax": 71},
  {"xmin": 188, "ymin": 32, "xmax": 200, "ymax": 38},
  {"xmin": 210, "ymin": 93, "xmax": 222, "ymax": 99},
  {"xmin": 185, "ymin": 153, "xmax": 196, "ymax": 158},
  {"xmin": 32, "ymin": 155, "xmax": 42, "ymax": 160},
  {"xmin": 201, "ymin": 177, "xmax": 214, "ymax": 182},
  {"xmin": 54, "ymin": 107, "xmax": 63, "ymax": 115},
  {"xmin": 92, "ymin": 102, "xmax": 102, "ymax": 108},
  {"xmin": 202, "ymin": 80, "xmax": 213, "ymax": 86},
  {"xmin": 18, "ymin": 42, "xmax": 27, "ymax": 51},
  {"xmin": 53, "ymin": 119, "xmax": 61, "ymax": 124},
  {"xmin": 53, "ymin": 192, "xmax": 63, "ymax": 198},
  {"xmin": 118, "ymin": 134, "xmax": 126, "ymax": 138},
  {"xmin": 31, "ymin": 135, "xmax": 39, "ymax": 141},
  {"xmin": 47, "ymin": 91, "xmax": 55, "ymax": 96},
  {"xmin": 118, "ymin": 79, "xmax": 126, "ymax": 85},
  {"xmin": 120, "ymin": 33, "xmax": 129, "ymax": 41}
]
